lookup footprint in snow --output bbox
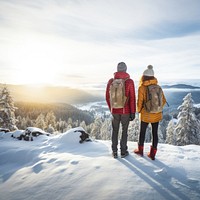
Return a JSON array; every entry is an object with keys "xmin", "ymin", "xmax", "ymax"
[
  {"xmin": 47, "ymin": 158, "xmax": 57, "ymax": 163},
  {"xmin": 70, "ymin": 160, "xmax": 79, "ymax": 165},
  {"xmin": 59, "ymin": 168, "xmax": 66, "ymax": 173},
  {"xmin": 32, "ymin": 163, "xmax": 43, "ymax": 174}
]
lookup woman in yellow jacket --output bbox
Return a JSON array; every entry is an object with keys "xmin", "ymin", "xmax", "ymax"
[{"xmin": 134, "ymin": 65, "xmax": 166, "ymax": 160}]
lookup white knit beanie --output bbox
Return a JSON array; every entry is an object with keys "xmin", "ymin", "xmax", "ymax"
[
  {"xmin": 143, "ymin": 65, "xmax": 154, "ymax": 76},
  {"xmin": 117, "ymin": 62, "xmax": 127, "ymax": 72}
]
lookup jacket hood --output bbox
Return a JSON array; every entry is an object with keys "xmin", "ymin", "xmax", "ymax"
[
  {"xmin": 142, "ymin": 78, "xmax": 158, "ymax": 86},
  {"xmin": 114, "ymin": 71, "xmax": 130, "ymax": 79}
]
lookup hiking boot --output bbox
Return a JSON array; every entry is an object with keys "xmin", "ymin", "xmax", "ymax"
[
  {"xmin": 121, "ymin": 151, "xmax": 129, "ymax": 158},
  {"xmin": 134, "ymin": 144, "xmax": 144, "ymax": 156},
  {"xmin": 112, "ymin": 152, "xmax": 118, "ymax": 159},
  {"xmin": 147, "ymin": 146, "xmax": 157, "ymax": 160}
]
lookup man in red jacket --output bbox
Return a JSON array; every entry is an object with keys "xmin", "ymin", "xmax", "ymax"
[{"xmin": 106, "ymin": 62, "xmax": 136, "ymax": 158}]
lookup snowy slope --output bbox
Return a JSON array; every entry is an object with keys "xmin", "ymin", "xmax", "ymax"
[{"xmin": 0, "ymin": 128, "xmax": 200, "ymax": 200}]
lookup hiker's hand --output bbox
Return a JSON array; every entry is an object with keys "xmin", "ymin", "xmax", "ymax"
[{"xmin": 129, "ymin": 113, "xmax": 135, "ymax": 121}]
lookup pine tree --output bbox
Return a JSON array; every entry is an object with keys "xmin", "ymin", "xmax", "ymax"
[
  {"xmin": 160, "ymin": 113, "xmax": 171, "ymax": 142},
  {"xmin": 26, "ymin": 116, "xmax": 33, "ymax": 127},
  {"xmin": 66, "ymin": 123, "xmax": 72, "ymax": 131},
  {"xmin": 166, "ymin": 119, "xmax": 176, "ymax": 145},
  {"xmin": 56, "ymin": 119, "xmax": 67, "ymax": 133},
  {"xmin": 46, "ymin": 124, "xmax": 55, "ymax": 134},
  {"xmin": 100, "ymin": 118, "xmax": 112, "ymax": 140},
  {"xmin": 0, "ymin": 86, "xmax": 17, "ymax": 130},
  {"xmin": 128, "ymin": 115, "xmax": 140, "ymax": 141},
  {"xmin": 68, "ymin": 117, "xmax": 73, "ymax": 127},
  {"xmin": 90, "ymin": 116, "xmax": 102, "ymax": 139},
  {"xmin": 35, "ymin": 113, "xmax": 46, "ymax": 130},
  {"xmin": 45, "ymin": 111, "xmax": 56, "ymax": 131},
  {"xmin": 175, "ymin": 93, "xmax": 200, "ymax": 145},
  {"xmin": 80, "ymin": 121, "xmax": 87, "ymax": 132}
]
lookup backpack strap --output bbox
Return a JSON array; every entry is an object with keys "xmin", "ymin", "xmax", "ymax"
[
  {"xmin": 123, "ymin": 78, "xmax": 130, "ymax": 113},
  {"xmin": 109, "ymin": 78, "xmax": 114, "ymax": 112},
  {"xmin": 123, "ymin": 78, "xmax": 129, "ymax": 100},
  {"xmin": 142, "ymin": 85, "xmax": 153, "ymax": 112},
  {"xmin": 143, "ymin": 85, "xmax": 150, "ymax": 105}
]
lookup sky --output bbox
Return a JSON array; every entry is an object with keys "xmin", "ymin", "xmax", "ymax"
[
  {"xmin": 0, "ymin": 0, "xmax": 200, "ymax": 90},
  {"xmin": 0, "ymin": 127, "xmax": 200, "ymax": 200}
]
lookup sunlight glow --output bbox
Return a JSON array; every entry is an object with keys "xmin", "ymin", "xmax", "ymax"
[
  {"xmin": 8, "ymin": 34, "xmax": 67, "ymax": 85},
  {"xmin": 0, "ymin": 0, "xmax": 200, "ymax": 88}
]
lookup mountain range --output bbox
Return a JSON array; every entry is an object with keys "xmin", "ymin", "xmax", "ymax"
[
  {"xmin": 0, "ymin": 84, "xmax": 103, "ymax": 104},
  {"xmin": 1, "ymin": 83, "xmax": 200, "ymax": 105},
  {"xmin": 162, "ymin": 84, "xmax": 200, "ymax": 89}
]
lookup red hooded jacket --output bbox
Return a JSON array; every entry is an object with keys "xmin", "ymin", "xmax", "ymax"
[{"xmin": 106, "ymin": 71, "xmax": 136, "ymax": 114}]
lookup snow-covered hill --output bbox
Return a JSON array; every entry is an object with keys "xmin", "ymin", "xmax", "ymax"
[{"xmin": 0, "ymin": 128, "xmax": 200, "ymax": 200}]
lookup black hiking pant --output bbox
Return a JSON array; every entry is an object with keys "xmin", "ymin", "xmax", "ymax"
[
  {"xmin": 111, "ymin": 114, "xmax": 130, "ymax": 153},
  {"xmin": 138, "ymin": 121, "xmax": 159, "ymax": 149}
]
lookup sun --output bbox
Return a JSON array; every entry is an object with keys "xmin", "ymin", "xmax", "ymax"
[{"xmin": 9, "ymin": 35, "xmax": 64, "ymax": 85}]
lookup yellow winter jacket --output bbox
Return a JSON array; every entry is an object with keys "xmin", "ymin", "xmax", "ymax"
[{"xmin": 137, "ymin": 78, "xmax": 166, "ymax": 123}]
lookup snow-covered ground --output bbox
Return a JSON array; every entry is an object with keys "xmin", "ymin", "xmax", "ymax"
[{"xmin": 0, "ymin": 127, "xmax": 200, "ymax": 200}]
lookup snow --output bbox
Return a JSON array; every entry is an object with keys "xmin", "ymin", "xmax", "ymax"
[
  {"xmin": 0, "ymin": 127, "xmax": 200, "ymax": 200},
  {"xmin": 194, "ymin": 103, "xmax": 200, "ymax": 108}
]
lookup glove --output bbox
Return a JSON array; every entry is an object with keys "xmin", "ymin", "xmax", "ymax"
[{"xmin": 129, "ymin": 113, "xmax": 135, "ymax": 121}]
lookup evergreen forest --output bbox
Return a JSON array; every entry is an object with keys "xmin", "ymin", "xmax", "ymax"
[{"xmin": 0, "ymin": 86, "xmax": 200, "ymax": 146}]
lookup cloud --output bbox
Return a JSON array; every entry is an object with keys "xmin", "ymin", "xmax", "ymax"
[
  {"xmin": 0, "ymin": 0, "xmax": 200, "ymax": 87},
  {"xmin": 130, "ymin": 20, "xmax": 200, "ymax": 40},
  {"xmin": 1, "ymin": 0, "xmax": 200, "ymax": 42}
]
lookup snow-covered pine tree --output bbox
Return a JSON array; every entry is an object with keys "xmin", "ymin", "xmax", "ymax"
[
  {"xmin": 90, "ymin": 116, "xmax": 102, "ymax": 139},
  {"xmin": 56, "ymin": 119, "xmax": 67, "ymax": 133},
  {"xmin": 35, "ymin": 113, "xmax": 46, "ymax": 130},
  {"xmin": 66, "ymin": 123, "xmax": 72, "ymax": 131},
  {"xmin": 0, "ymin": 86, "xmax": 17, "ymax": 130},
  {"xmin": 45, "ymin": 111, "xmax": 56, "ymax": 131},
  {"xmin": 46, "ymin": 124, "xmax": 55, "ymax": 134},
  {"xmin": 166, "ymin": 119, "xmax": 176, "ymax": 145},
  {"xmin": 100, "ymin": 118, "xmax": 112, "ymax": 140},
  {"xmin": 68, "ymin": 118, "xmax": 73, "ymax": 127},
  {"xmin": 160, "ymin": 113, "xmax": 171, "ymax": 142},
  {"xmin": 175, "ymin": 93, "xmax": 200, "ymax": 145},
  {"xmin": 128, "ymin": 114, "xmax": 140, "ymax": 141},
  {"xmin": 79, "ymin": 121, "xmax": 87, "ymax": 132}
]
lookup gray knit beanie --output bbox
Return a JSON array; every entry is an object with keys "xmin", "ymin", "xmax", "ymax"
[
  {"xmin": 143, "ymin": 65, "xmax": 154, "ymax": 76},
  {"xmin": 117, "ymin": 62, "xmax": 127, "ymax": 72}
]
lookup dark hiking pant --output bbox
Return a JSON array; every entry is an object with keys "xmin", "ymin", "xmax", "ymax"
[
  {"xmin": 138, "ymin": 121, "xmax": 159, "ymax": 149},
  {"xmin": 111, "ymin": 114, "xmax": 130, "ymax": 153}
]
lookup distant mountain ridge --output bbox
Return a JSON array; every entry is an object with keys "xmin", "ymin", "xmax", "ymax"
[
  {"xmin": 162, "ymin": 84, "xmax": 200, "ymax": 89},
  {"xmin": 0, "ymin": 84, "xmax": 104, "ymax": 104}
]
